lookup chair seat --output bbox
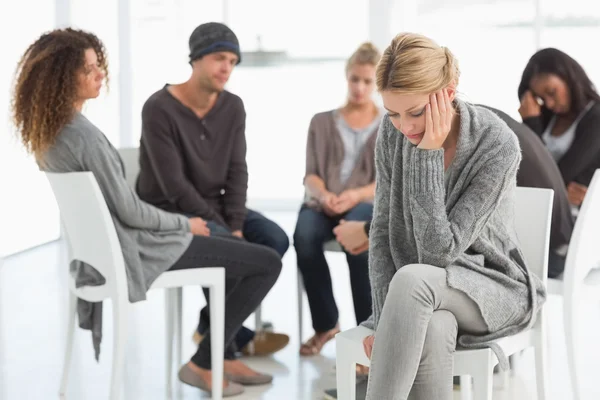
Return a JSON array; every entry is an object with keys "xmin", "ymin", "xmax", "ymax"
[
  {"xmin": 337, "ymin": 325, "xmax": 535, "ymax": 374},
  {"xmin": 453, "ymin": 329, "xmax": 533, "ymax": 374},
  {"xmin": 150, "ymin": 268, "xmax": 224, "ymax": 290},
  {"xmin": 71, "ymin": 268, "xmax": 224, "ymax": 303}
]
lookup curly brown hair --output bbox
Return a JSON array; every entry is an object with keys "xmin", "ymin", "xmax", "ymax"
[{"xmin": 11, "ymin": 28, "xmax": 109, "ymax": 161}]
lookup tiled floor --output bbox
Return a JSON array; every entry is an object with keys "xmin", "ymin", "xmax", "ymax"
[{"xmin": 1, "ymin": 211, "xmax": 598, "ymax": 399}]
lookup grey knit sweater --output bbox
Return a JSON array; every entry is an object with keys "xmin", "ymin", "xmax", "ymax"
[
  {"xmin": 40, "ymin": 112, "xmax": 193, "ymax": 359},
  {"xmin": 362, "ymin": 100, "xmax": 546, "ymax": 369}
]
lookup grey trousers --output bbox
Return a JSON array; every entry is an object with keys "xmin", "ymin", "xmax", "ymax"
[{"xmin": 366, "ymin": 264, "xmax": 489, "ymax": 400}]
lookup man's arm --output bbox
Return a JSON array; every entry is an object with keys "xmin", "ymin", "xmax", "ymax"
[
  {"xmin": 223, "ymin": 102, "xmax": 249, "ymax": 232},
  {"xmin": 141, "ymin": 99, "xmax": 225, "ymax": 225}
]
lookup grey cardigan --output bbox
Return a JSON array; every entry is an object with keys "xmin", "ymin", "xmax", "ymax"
[
  {"xmin": 303, "ymin": 110, "xmax": 379, "ymax": 209},
  {"xmin": 363, "ymin": 100, "xmax": 546, "ymax": 369},
  {"xmin": 40, "ymin": 112, "xmax": 193, "ymax": 359}
]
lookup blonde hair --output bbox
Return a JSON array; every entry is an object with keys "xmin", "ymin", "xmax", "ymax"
[
  {"xmin": 376, "ymin": 33, "xmax": 460, "ymax": 94},
  {"xmin": 346, "ymin": 42, "xmax": 381, "ymax": 73}
]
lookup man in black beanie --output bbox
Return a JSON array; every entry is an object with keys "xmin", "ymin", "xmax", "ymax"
[{"xmin": 137, "ymin": 21, "xmax": 290, "ymax": 385}]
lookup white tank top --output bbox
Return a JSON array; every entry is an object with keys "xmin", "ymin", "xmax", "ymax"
[{"xmin": 542, "ymin": 102, "xmax": 594, "ymax": 162}]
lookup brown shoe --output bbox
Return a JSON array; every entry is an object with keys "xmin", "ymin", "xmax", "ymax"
[
  {"xmin": 192, "ymin": 331, "xmax": 290, "ymax": 356},
  {"xmin": 242, "ymin": 331, "xmax": 289, "ymax": 356}
]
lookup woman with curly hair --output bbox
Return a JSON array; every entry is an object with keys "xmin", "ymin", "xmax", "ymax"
[{"xmin": 12, "ymin": 28, "xmax": 282, "ymax": 397}]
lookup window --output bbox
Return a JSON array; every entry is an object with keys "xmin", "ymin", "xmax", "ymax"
[
  {"xmin": 539, "ymin": 0, "xmax": 600, "ymax": 86},
  {"xmin": 416, "ymin": 0, "xmax": 537, "ymax": 120},
  {"xmin": 226, "ymin": 0, "xmax": 370, "ymax": 202},
  {"xmin": 0, "ymin": 0, "xmax": 59, "ymax": 256}
]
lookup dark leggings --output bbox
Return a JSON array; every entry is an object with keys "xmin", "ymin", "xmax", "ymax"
[{"xmin": 169, "ymin": 234, "xmax": 282, "ymax": 369}]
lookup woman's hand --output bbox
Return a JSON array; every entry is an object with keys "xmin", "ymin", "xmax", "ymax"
[
  {"xmin": 333, "ymin": 189, "xmax": 362, "ymax": 214},
  {"xmin": 518, "ymin": 90, "xmax": 542, "ymax": 119},
  {"xmin": 319, "ymin": 191, "xmax": 339, "ymax": 216},
  {"xmin": 333, "ymin": 220, "xmax": 369, "ymax": 255},
  {"xmin": 418, "ymin": 89, "xmax": 454, "ymax": 150},
  {"xmin": 189, "ymin": 217, "xmax": 210, "ymax": 236},
  {"xmin": 567, "ymin": 182, "xmax": 588, "ymax": 206},
  {"xmin": 363, "ymin": 334, "xmax": 375, "ymax": 359}
]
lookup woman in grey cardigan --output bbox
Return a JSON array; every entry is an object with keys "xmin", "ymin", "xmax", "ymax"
[
  {"xmin": 12, "ymin": 28, "xmax": 281, "ymax": 398},
  {"xmin": 362, "ymin": 33, "xmax": 546, "ymax": 400}
]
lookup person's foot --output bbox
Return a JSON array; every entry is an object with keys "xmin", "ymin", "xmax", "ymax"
[
  {"xmin": 300, "ymin": 325, "xmax": 340, "ymax": 356},
  {"xmin": 356, "ymin": 364, "xmax": 369, "ymax": 376},
  {"xmin": 192, "ymin": 330, "xmax": 289, "ymax": 357},
  {"xmin": 242, "ymin": 330, "xmax": 289, "ymax": 356},
  {"xmin": 224, "ymin": 359, "xmax": 273, "ymax": 385},
  {"xmin": 178, "ymin": 362, "xmax": 244, "ymax": 397}
]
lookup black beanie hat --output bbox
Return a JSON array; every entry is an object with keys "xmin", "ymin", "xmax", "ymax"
[{"xmin": 189, "ymin": 22, "xmax": 241, "ymax": 64}]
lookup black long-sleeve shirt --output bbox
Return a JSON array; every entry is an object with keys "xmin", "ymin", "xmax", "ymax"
[{"xmin": 137, "ymin": 86, "xmax": 248, "ymax": 230}]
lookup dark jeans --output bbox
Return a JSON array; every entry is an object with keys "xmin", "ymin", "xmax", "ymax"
[
  {"xmin": 293, "ymin": 202, "xmax": 373, "ymax": 332},
  {"xmin": 548, "ymin": 249, "xmax": 566, "ymax": 278},
  {"xmin": 197, "ymin": 209, "xmax": 289, "ymax": 350},
  {"xmin": 169, "ymin": 235, "xmax": 282, "ymax": 369}
]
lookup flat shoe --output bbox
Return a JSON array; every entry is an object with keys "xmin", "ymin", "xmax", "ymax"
[
  {"xmin": 178, "ymin": 364, "xmax": 245, "ymax": 397},
  {"xmin": 224, "ymin": 372, "xmax": 273, "ymax": 385}
]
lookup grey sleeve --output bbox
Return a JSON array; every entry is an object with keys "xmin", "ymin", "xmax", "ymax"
[
  {"xmin": 361, "ymin": 120, "xmax": 398, "ymax": 331},
  {"xmin": 407, "ymin": 139, "xmax": 521, "ymax": 268},
  {"xmin": 82, "ymin": 137, "xmax": 191, "ymax": 232}
]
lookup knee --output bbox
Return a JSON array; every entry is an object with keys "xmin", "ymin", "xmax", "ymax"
[
  {"xmin": 423, "ymin": 311, "xmax": 457, "ymax": 354},
  {"xmin": 293, "ymin": 224, "xmax": 325, "ymax": 258},
  {"xmin": 271, "ymin": 231, "xmax": 290, "ymax": 257},
  {"xmin": 388, "ymin": 264, "xmax": 428, "ymax": 297},
  {"xmin": 262, "ymin": 247, "xmax": 283, "ymax": 279},
  {"xmin": 344, "ymin": 202, "xmax": 373, "ymax": 221}
]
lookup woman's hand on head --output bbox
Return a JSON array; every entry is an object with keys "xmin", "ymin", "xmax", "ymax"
[
  {"xmin": 518, "ymin": 90, "xmax": 542, "ymax": 119},
  {"xmin": 418, "ymin": 89, "xmax": 454, "ymax": 150}
]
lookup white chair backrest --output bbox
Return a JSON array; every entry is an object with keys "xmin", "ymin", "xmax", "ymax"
[
  {"xmin": 514, "ymin": 187, "xmax": 554, "ymax": 284},
  {"xmin": 564, "ymin": 170, "xmax": 600, "ymax": 284},
  {"xmin": 117, "ymin": 147, "xmax": 140, "ymax": 188},
  {"xmin": 46, "ymin": 172, "xmax": 127, "ymax": 295}
]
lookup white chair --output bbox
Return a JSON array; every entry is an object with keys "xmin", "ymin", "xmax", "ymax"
[
  {"xmin": 116, "ymin": 147, "xmax": 265, "ymax": 333},
  {"xmin": 335, "ymin": 187, "xmax": 553, "ymax": 400},
  {"xmin": 47, "ymin": 172, "xmax": 225, "ymax": 400},
  {"xmin": 547, "ymin": 170, "xmax": 600, "ymax": 400},
  {"xmin": 297, "ymin": 240, "xmax": 343, "ymax": 343}
]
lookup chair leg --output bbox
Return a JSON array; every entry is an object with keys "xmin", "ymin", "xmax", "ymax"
[
  {"xmin": 165, "ymin": 290, "xmax": 174, "ymax": 399},
  {"xmin": 297, "ymin": 269, "xmax": 304, "ymax": 344},
  {"xmin": 110, "ymin": 297, "xmax": 128, "ymax": 400},
  {"xmin": 564, "ymin": 292, "xmax": 582, "ymax": 400},
  {"xmin": 209, "ymin": 278, "xmax": 225, "ymax": 400},
  {"xmin": 459, "ymin": 376, "xmax": 472, "ymax": 400},
  {"xmin": 336, "ymin": 340, "xmax": 357, "ymax": 400},
  {"xmin": 175, "ymin": 288, "xmax": 183, "ymax": 369},
  {"xmin": 471, "ymin": 351, "xmax": 493, "ymax": 400},
  {"xmin": 59, "ymin": 292, "xmax": 77, "ymax": 396},
  {"xmin": 534, "ymin": 310, "xmax": 548, "ymax": 400}
]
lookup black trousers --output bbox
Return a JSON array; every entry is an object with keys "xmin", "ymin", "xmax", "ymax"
[{"xmin": 169, "ymin": 234, "xmax": 282, "ymax": 369}]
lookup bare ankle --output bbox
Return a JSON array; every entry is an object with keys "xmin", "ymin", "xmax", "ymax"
[{"xmin": 186, "ymin": 361, "xmax": 209, "ymax": 375}]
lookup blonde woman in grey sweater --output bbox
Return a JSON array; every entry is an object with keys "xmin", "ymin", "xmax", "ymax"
[{"xmin": 362, "ymin": 33, "xmax": 546, "ymax": 400}]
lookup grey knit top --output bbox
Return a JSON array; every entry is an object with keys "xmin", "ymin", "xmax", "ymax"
[
  {"xmin": 362, "ymin": 100, "xmax": 547, "ymax": 369},
  {"xmin": 40, "ymin": 112, "xmax": 193, "ymax": 359}
]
